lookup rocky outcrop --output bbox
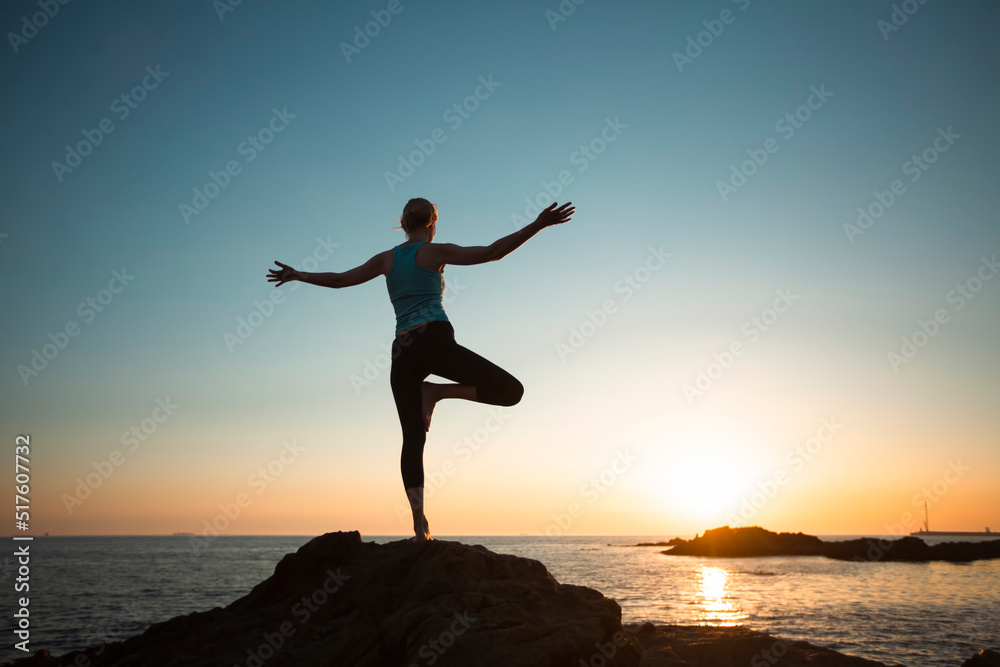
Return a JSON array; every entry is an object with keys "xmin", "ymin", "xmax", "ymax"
[
  {"xmin": 822, "ymin": 535, "xmax": 1000, "ymax": 563},
  {"xmin": 10, "ymin": 532, "xmax": 642, "ymax": 667},
  {"xmin": 629, "ymin": 623, "xmax": 902, "ymax": 667},
  {"xmin": 663, "ymin": 526, "xmax": 1000, "ymax": 563},
  {"xmin": 962, "ymin": 649, "xmax": 1000, "ymax": 666},
  {"xmin": 621, "ymin": 539, "xmax": 687, "ymax": 548},
  {"xmin": 662, "ymin": 526, "xmax": 826, "ymax": 557},
  {"xmin": 7, "ymin": 531, "xmax": 992, "ymax": 666}
]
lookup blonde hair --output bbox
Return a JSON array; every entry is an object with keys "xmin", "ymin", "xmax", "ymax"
[{"xmin": 398, "ymin": 198, "xmax": 438, "ymax": 233}]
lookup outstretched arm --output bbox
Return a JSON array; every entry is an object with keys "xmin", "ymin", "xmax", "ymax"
[
  {"xmin": 425, "ymin": 202, "xmax": 574, "ymax": 268},
  {"xmin": 267, "ymin": 252, "xmax": 388, "ymax": 289}
]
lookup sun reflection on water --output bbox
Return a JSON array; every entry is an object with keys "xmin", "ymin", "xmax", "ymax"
[{"xmin": 696, "ymin": 565, "xmax": 746, "ymax": 626}]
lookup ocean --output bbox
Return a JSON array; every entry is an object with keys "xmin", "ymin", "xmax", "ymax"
[{"xmin": 2, "ymin": 535, "xmax": 997, "ymax": 666}]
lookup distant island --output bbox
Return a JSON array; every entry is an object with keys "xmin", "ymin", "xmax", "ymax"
[
  {"xmin": 616, "ymin": 538, "xmax": 686, "ymax": 547},
  {"xmin": 656, "ymin": 526, "xmax": 1000, "ymax": 563}
]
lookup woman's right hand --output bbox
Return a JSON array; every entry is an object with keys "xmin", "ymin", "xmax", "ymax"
[
  {"xmin": 534, "ymin": 202, "xmax": 575, "ymax": 228},
  {"xmin": 267, "ymin": 261, "xmax": 301, "ymax": 286}
]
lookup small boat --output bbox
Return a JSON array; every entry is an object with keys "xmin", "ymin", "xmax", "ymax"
[{"xmin": 910, "ymin": 501, "xmax": 993, "ymax": 537}]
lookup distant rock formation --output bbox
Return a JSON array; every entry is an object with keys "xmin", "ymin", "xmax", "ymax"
[
  {"xmin": 661, "ymin": 526, "xmax": 826, "ymax": 557},
  {"xmin": 663, "ymin": 526, "xmax": 1000, "ymax": 562},
  {"xmin": 621, "ymin": 538, "xmax": 687, "ymax": 548},
  {"xmin": 5, "ymin": 530, "xmax": 990, "ymax": 666}
]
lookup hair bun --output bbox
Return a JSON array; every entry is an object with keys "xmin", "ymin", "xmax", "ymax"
[{"xmin": 399, "ymin": 198, "xmax": 437, "ymax": 232}]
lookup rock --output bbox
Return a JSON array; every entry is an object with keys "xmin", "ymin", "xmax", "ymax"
[
  {"xmin": 620, "ymin": 539, "xmax": 687, "ymax": 548},
  {"xmin": 6, "ymin": 530, "xmax": 979, "ymax": 667},
  {"xmin": 662, "ymin": 526, "xmax": 827, "ymax": 557},
  {"xmin": 7, "ymin": 532, "xmax": 642, "ymax": 667},
  {"xmin": 628, "ymin": 623, "xmax": 902, "ymax": 667},
  {"xmin": 663, "ymin": 526, "xmax": 1000, "ymax": 563},
  {"xmin": 823, "ymin": 536, "xmax": 1000, "ymax": 563},
  {"xmin": 962, "ymin": 649, "xmax": 1000, "ymax": 666}
]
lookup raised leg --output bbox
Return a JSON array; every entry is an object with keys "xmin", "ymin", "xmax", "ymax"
[{"xmin": 426, "ymin": 338, "xmax": 523, "ymax": 408}]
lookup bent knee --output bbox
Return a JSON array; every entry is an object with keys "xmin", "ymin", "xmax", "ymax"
[{"xmin": 500, "ymin": 378, "xmax": 524, "ymax": 407}]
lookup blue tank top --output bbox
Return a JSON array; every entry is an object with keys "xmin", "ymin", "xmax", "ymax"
[{"xmin": 385, "ymin": 242, "xmax": 450, "ymax": 333}]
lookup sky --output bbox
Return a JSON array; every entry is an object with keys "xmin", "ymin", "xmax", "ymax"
[{"xmin": 1, "ymin": 0, "xmax": 998, "ymax": 538}]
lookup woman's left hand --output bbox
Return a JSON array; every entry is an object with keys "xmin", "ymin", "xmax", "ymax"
[{"xmin": 267, "ymin": 261, "xmax": 301, "ymax": 286}]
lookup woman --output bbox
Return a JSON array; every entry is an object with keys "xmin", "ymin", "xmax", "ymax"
[{"xmin": 266, "ymin": 197, "xmax": 575, "ymax": 542}]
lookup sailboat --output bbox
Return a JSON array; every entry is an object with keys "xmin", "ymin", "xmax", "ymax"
[{"xmin": 910, "ymin": 501, "xmax": 993, "ymax": 537}]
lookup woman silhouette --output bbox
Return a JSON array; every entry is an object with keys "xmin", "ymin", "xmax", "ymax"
[{"xmin": 267, "ymin": 198, "xmax": 575, "ymax": 542}]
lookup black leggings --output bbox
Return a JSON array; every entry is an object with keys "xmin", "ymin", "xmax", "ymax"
[{"xmin": 390, "ymin": 321, "xmax": 523, "ymax": 488}]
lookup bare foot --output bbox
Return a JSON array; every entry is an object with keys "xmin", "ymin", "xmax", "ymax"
[
  {"xmin": 411, "ymin": 522, "xmax": 433, "ymax": 544},
  {"xmin": 421, "ymin": 382, "xmax": 436, "ymax": 432}
]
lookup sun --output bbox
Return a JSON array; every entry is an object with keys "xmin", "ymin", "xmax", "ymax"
[
  {"xmin": 626, "ymin": 414, "xmax": 763, "ymax": 529},
  {"xmin": 664, "ymin": 447, "xmax": 747, "ymax": 524}
]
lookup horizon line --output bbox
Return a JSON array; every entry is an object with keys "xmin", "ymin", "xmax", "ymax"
[{"xmin": 6, "ymin": 531, "xmax": 957, "ymax": 539}]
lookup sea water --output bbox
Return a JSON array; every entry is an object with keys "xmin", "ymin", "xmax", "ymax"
[{"xmin": 1, "ymin": 535, "xmax": 997, "ymax": 666}]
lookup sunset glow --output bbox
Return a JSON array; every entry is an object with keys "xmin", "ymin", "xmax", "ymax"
[{"xmin": 2, "ymin": 1, "xmax": 998, "ymax": 539}]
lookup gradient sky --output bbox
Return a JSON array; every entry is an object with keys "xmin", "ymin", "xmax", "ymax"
[{"xmin": 2, "ymin": 0, "xmax": 998, "ymax": 537}]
